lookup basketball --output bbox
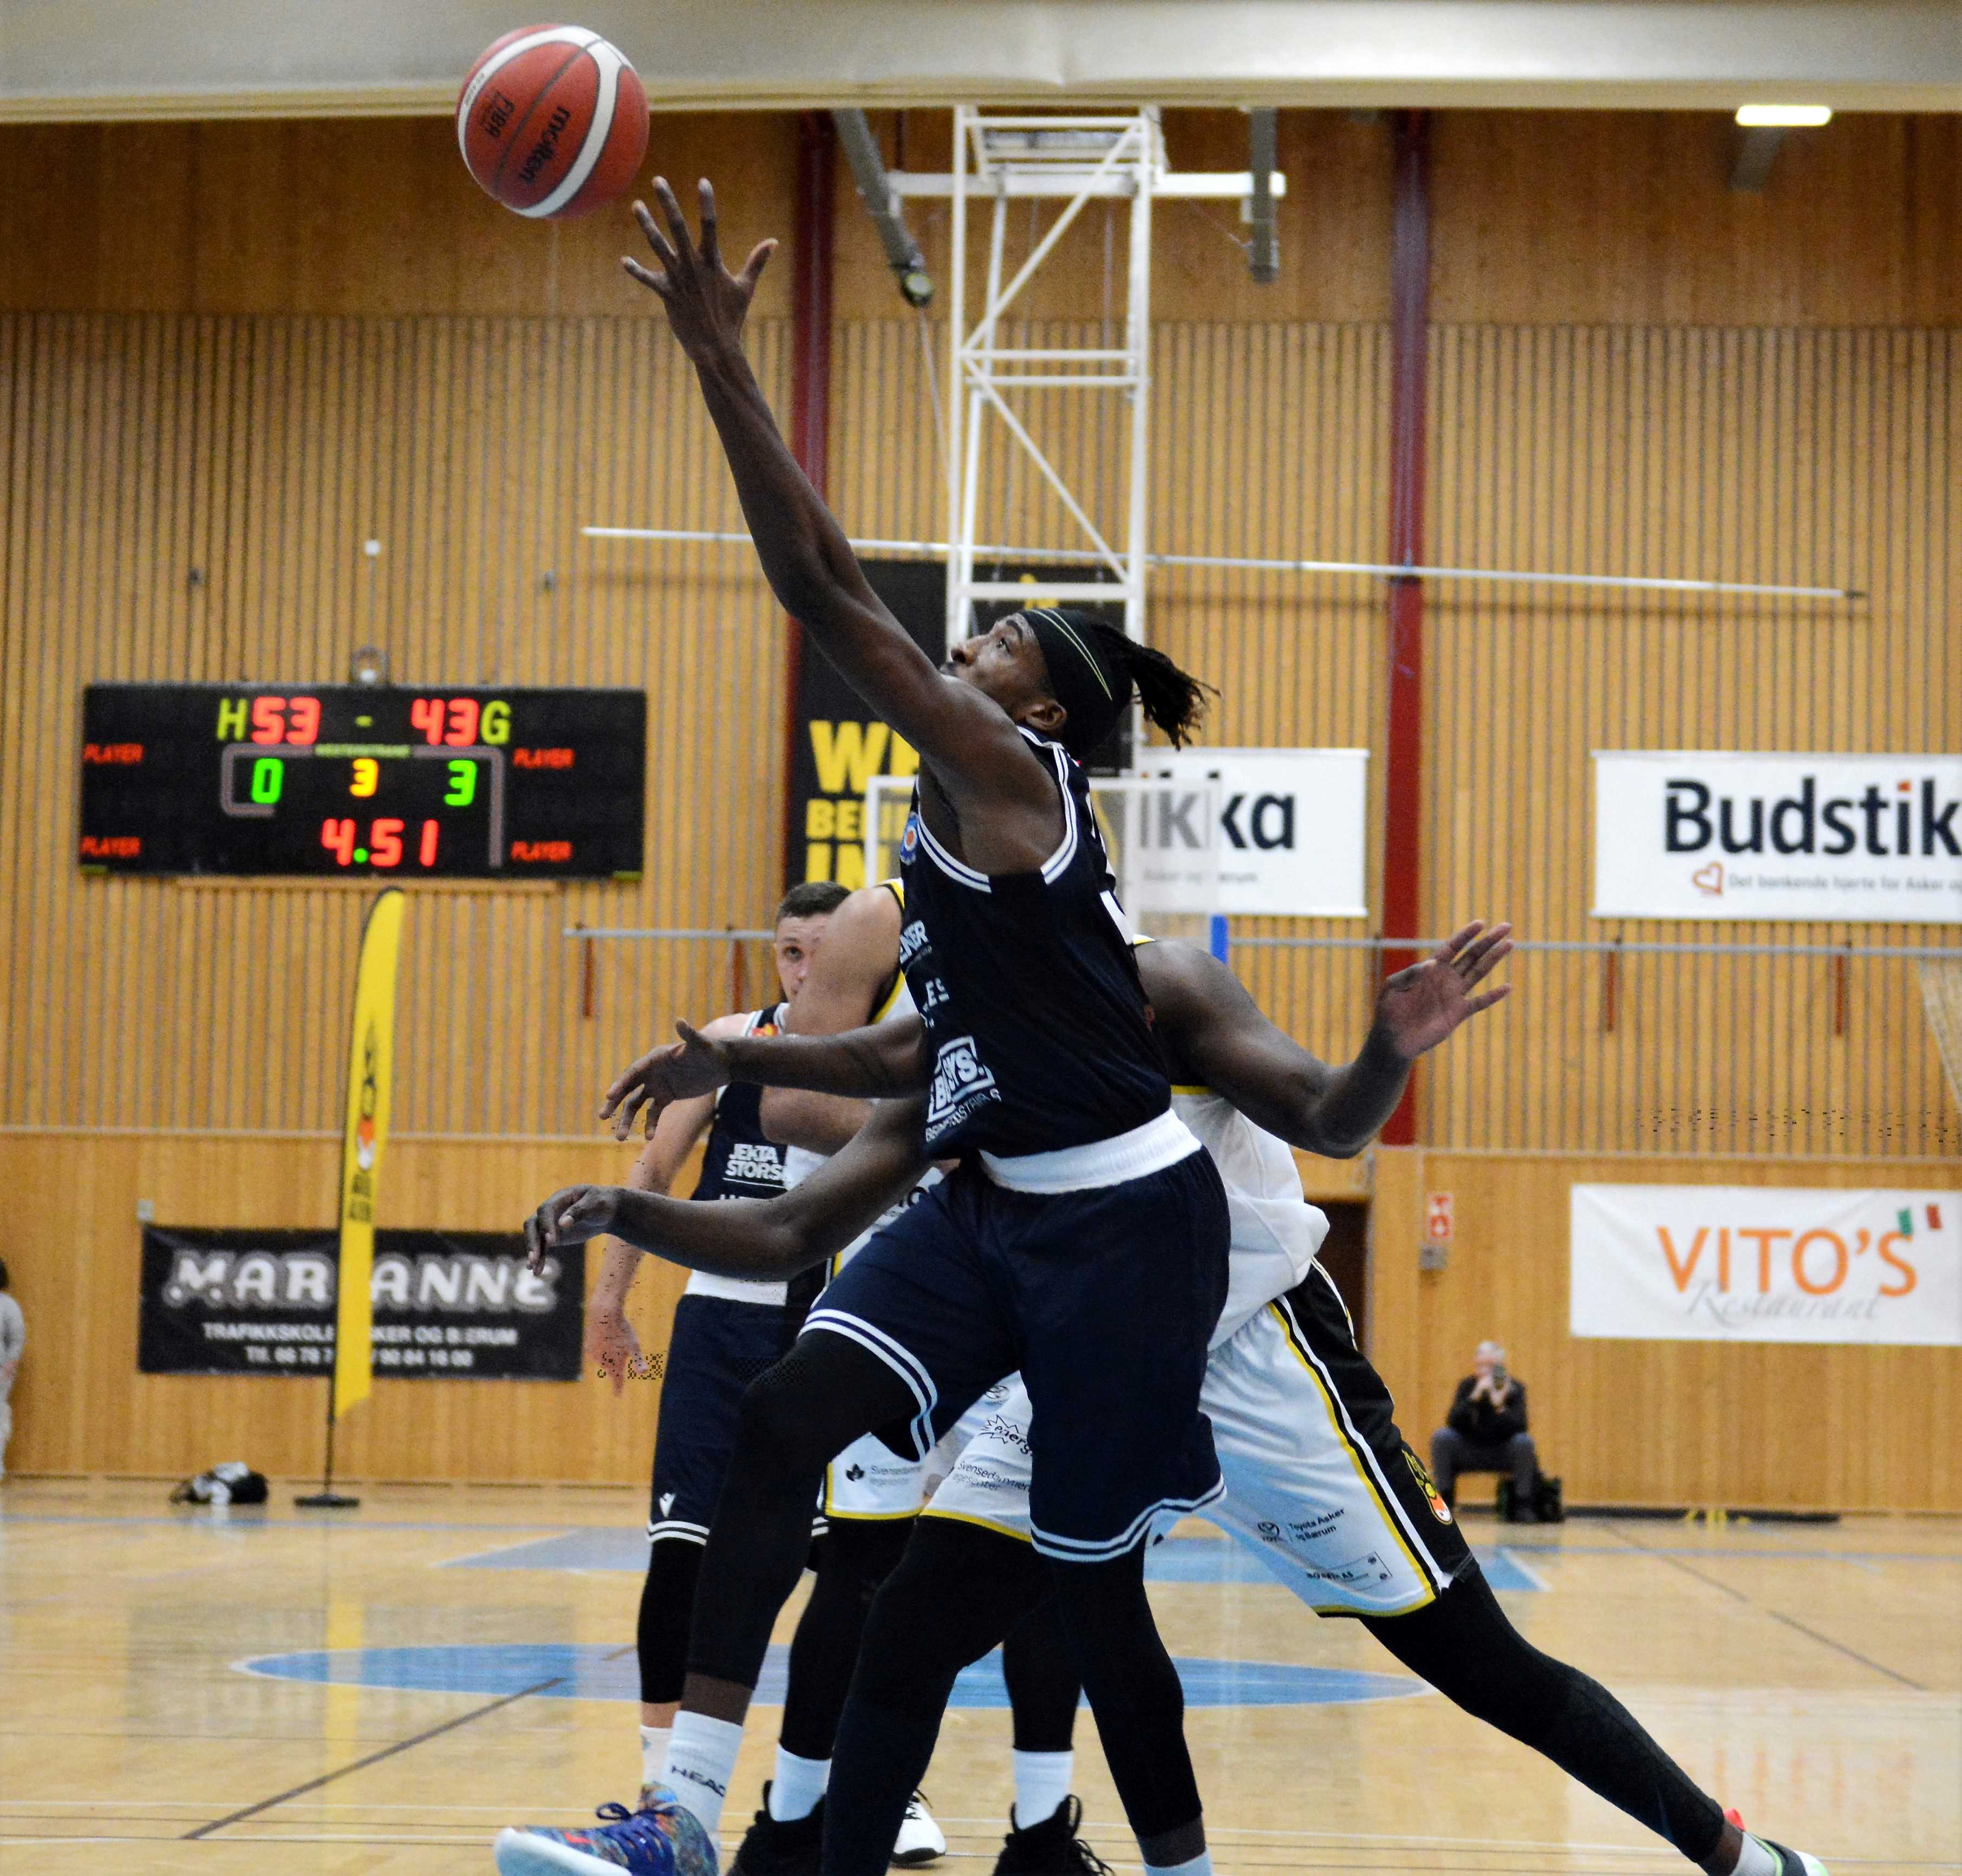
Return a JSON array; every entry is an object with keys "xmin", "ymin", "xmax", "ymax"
[{"xmin": 456, "ymin": 24, "xmax": 648, "ymax": 220}]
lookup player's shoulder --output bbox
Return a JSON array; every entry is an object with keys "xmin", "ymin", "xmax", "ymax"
[
  {"xmin": 698, "ymin": 1009, "xmax": 757, "ymax": 1041},
  {"xmin": 826, "ymin": 880, "xmax": 906, "ymax": 945}
]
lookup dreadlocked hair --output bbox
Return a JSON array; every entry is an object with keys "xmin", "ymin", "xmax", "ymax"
[{"xmin": 1087, "ymin": 618, "xmax": 1216, "ymax": 747}]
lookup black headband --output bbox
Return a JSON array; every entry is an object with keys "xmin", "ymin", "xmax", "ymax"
[{"xmin": 1024, "ymin": 609, "xmax": 1129, "ymax": 758}]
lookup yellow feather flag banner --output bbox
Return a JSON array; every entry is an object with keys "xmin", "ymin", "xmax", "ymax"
[{"xmin": 333, "ymin": 888, "xmax": 406, "ymax": 1418}]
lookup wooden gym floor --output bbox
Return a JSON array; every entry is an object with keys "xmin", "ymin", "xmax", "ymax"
[{"xmin": 1, "ymin": 1480, "xmax": 1956, "ymax": 1875}]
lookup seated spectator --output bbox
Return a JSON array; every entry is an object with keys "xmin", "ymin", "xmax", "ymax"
[{"xmin": 1431, "ymin": 1340, "xmax": 1538, "ymax": 1521}]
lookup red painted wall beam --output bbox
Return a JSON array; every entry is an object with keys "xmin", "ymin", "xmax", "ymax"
[
  {"xmin": 781, "ymin": 110, "xmax": 836, "ymax": 890},
  {"xmin": 1380, "ymin": 109, "xmax": 1431, "ymax": 1148}
]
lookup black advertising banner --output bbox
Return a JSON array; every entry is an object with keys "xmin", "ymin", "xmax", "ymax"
[
  {"xmin": 139, "ymin": 1227, "xmax": 585, "ymax": 1380},
  {"xmin": 786, "ymin": 560, "xmax": 1125, "ymax": 892}
]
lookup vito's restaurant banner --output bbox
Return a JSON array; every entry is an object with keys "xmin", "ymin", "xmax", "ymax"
[
  {"xmin": 1593, "ymin": 751, "xmax": 1962, "ymax": 923},
  {"xmin": 1570, "ymin": 1186, "xmax": 1961, "ymax": 1345}
]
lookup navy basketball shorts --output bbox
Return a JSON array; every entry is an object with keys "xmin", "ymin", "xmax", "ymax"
[
  {"xmin": 801, "ymin": 1147, "xmax": 1230, "ymax": 1562},
  {"xmin": 650, "ymin": 1293, "xmax": 820, "ymax": 1545}
]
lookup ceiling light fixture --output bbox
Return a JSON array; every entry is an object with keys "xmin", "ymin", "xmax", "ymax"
[{"xmin": 1735, "ymin": 104, "xmax": 1833, "ymax": 128}]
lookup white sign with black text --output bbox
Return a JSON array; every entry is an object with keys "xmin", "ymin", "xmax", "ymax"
[
  {"xmin": 1593, "ymin": 751, "xmax": 1962, "ymax": 923},
  {"xmin": 1142, "ymin": 748, "xmax": 1370, "ymax": 919},
  {"xmin": 1570, "ymin": 1185, "xmax": 1961, "ymax": 1345}
]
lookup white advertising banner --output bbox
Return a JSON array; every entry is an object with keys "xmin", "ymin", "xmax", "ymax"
[
  {"xmin": 1570, "ymin": 1185, "xmax": 1962, "ymax": 1345},
  {"xmin": 1592, "ymin": 751, "xmax": 1962, "ymax": 923},
  {"xmin": 1143, "ymin": 748, "xmax": 1370, "ymax": 918}
]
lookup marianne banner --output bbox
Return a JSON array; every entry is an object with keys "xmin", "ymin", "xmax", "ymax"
[
  {"xmin": 1569, "ymin": 1185, "xmax": 1961, "ymax": 1345},
  {"xmin": 1592, "ymin": 751, "xmax": 1962, "ymax": 923},
  {"xmin": 138, "ymin": 1227, "xmax": 586, "ymax": 1379}
]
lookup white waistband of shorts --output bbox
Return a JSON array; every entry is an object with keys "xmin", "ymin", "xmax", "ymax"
[
  {"xmin": 979, "ymin": 1106, "xmax": 1200, "ymax": 1194},
  {"xmin": 686, "ymin": 1269, "xmax": 790, "ymax": 1305}
]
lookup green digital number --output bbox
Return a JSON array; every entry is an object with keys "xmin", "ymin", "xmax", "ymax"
[
  {"xmin": 445, "ymin": 759, "xmax": 478, "ymax": 807},
  {"xmin": 250, "ymin": 756, "xmax": 284, "ymax": 805}
]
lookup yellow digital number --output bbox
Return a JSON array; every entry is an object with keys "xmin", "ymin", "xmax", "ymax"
[{"xmin": 350, "ymin": 757, "xmax": 379, "ymax": 798}]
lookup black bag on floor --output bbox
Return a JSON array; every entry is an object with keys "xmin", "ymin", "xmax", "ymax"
[
  {"xmin": 171, "ymin": 1461, "xmax": 269, "ymax": 1506},
  {"xmin": 1532, "ymin": 1473, "xmax": 1565, "ymax": 1523}
]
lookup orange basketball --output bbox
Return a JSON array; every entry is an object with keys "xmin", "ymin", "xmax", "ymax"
[{"xmin": 457, "ymin": 24, "xmax": 649, "ymax": 220}]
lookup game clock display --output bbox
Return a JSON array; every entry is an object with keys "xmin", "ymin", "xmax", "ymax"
[{"xmin": 79, "ymin": 684, "xmax": 646, "ymax": 879}]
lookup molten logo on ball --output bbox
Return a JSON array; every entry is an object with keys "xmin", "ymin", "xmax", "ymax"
[{"xmin": 457, "ymin": 24, "xmax": 649, "ymax": 221}]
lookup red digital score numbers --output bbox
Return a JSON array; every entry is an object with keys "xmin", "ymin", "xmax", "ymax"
[
  {"xmin": 311, "ymin": 697, "xmax": 511, "ymax": 872},
  {"xmin": 320, "ymin": 817, "xmax": 442, "ymax": 869}
]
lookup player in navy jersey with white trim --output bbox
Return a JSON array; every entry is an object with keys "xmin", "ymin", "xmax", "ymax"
[
  {"xmin": 602, "ymin": 178, "xmax": 1231, "ymax": 1876},
  {"xmin": 585, "ymin": 881, "xmax": 847, "ymax": 1810}
]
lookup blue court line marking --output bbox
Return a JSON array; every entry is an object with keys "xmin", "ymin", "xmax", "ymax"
[
  {"xmin": 10, "ymin": 1514, "xmax": 1958, "ymax": 1570},
  {"xmin": 236, "ymin": 1642, "xmax": 1426, "ymax": 1709},
  {"xmin": 441, "ymin": 1528, "xmax": 1549, "ymax": 1593}
]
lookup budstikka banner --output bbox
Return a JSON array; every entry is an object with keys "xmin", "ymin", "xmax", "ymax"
[{"xmin": 1593, "ymin": 751, "xmax": 1962, "ymax": 923}]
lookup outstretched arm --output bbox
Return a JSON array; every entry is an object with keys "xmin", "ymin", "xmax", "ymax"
[
  {"xmin": 1139, "ymin": 925, "xmax": 1511, "ymax": 1158},
  {"xmin": 529, "ymin": 1096, "xmax": 931, "ymax": 1280},
  {"xmin": 601, "ymin": 1012, "xmax": 928, "ymax": 1141},
  {"xmin": 623, "ymin": 179, "xmax": 1046, "ymax": 817}
]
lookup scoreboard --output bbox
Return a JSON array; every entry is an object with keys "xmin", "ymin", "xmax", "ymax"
[{"xmin": 80, "ymin": 685, "xmax": 646, "ymax": 879}]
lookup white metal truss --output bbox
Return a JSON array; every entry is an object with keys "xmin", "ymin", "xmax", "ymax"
[{"xmin": 891, "ymin": 109, "xmax": 1285, "ymax": 651}]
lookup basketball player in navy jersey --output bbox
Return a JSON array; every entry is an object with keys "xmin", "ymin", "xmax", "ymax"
[
  {"xmin": 612, "ymin": 178, "xmax": 1233, "ymax": 1876},
  {"xmin": 722, "ymin": 878, "xmax": 1088, "ymax": 1876},
  {"xmin": 592, "ymin": 881, "xmax": 848, "ymax": 1809},
  {"xmin": 516, "ymin": 934, "xmax": 1830, "ymax": 1876}
]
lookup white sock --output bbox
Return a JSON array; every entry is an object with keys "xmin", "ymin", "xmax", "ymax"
[
  {"xmin": 1143, "ymin": 1852, "xmax": 1212, "ymax": 1876},
  {"xmin": 662, "ymin": 1711, "xmax": 745, "ymax": 1838},
  {"xmin": 639, "ymin": 1725, "xmax": 673, "ymax": 1793},
  {"xmin": 1012, "ymin": 1749, "xmax": 1074, "ymax": 1828},
  {"xmin": 767, "ymin": 1747, "xmax": 830, "ymax": 1821},
  {"xmin": 1731, "ymin": 1837, "xmax": 1780, "ymax": 1876}
]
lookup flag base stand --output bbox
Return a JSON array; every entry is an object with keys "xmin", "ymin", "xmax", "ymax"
[{"xmin": 297, "ymin": 1380, "xmax": 358, "ymax": 1509}]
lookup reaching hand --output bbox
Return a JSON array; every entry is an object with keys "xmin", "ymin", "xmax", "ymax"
[
  {"xmin": 584, "ymin": 1305, "xmax": 643, "ymax": 1398},
  {"xmin": 622, "ymin": 177, "xmax": 775, "ymax": 362},
  {"xmin": 1374, "ymin": 921, "xmax": 1513, "ymax": 1063},
  {"xmin": 525, "ymin": 1185, "xmax": 622, "ymax": 1273},
  {"xmin": 600, "ymin": 1020, "xmax": 735, "ymax": 1140}
]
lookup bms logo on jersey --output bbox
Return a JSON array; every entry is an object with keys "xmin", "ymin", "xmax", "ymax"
[{"xmin": 926, "ymin": 1035, "xmax": 1000, "ymax": 1139}]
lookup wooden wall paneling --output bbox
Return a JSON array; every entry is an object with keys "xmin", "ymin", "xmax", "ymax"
[
  {"xmin": 1423, "ymin": 324, "xmax": 1960, "ymax": 1161},
  {"xmin": 1402, "ymin": 1153, "xmax": 1958, "ymax": 1512},
  {"xmin": 0, "ymin": 1132, "xmax": 696, "ymax": 1483}
]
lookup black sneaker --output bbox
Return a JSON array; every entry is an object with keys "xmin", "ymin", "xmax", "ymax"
[
  {"xmin": 992, "ymin": 1797, "xmax": 1111, "ymax": 1876},
  {"xmin": 729, "ymin": 1785, "xmax": 825, "ymax": 1876}
]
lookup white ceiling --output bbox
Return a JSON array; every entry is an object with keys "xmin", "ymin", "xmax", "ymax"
[{"xmin": 3, "ymin": 1, "xmax": 1959, "ymax": 120}]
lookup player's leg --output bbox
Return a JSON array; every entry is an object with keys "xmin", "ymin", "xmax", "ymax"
[
  {"xmin": 660, "ymin": 1330, "xmax": 915, "ymax": 1835},
  {"xmin": 823, "ymin": 1517, "xmax": 1050, "ymax": 1876},
  {"xmin": 1007, "ymin": 1153, "xmax": 1230, "ymax": 1876},
  {"xmin": 725, "ymin": 1513, "xmax": 916, "ymax": 1876},
  {"xmin": 665, "ymin": 1180, "xmax": 1019, "ymax": 1841},
  {"xmin": 1207, "ymin": 1271, "xmax": 1828, "ymax": 1876},
  {"xmin": 1000, "ymin": 1600, "xmax": 1081, "ymax": 1832}
]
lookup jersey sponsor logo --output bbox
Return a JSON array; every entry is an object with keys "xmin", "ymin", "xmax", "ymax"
[
  {"xmin": 897, "ymin": 917, "xmax": 930, "ymax": 969},
  {"xmin": 899, "ymin": 812, "xmax": 920, "ymax": 861},
  {"xmin": 1404, "ymin": 1448, "xmax": 1455, "ymax": 1522},
  {"xmin": 980, "ymin": 1412, "xmax": 1032, "ymax": 1457},
  {"xmin": 659, "ymin": 1492, "xmax": 675, "ymax": 1516},
  {"xmin": 925, "ymin": 1035, "xmax": 1001, "ymax": 1140},
  {"xmin": 722, "ymin": 1141, "xmax": 785, "ymax": 1186}
]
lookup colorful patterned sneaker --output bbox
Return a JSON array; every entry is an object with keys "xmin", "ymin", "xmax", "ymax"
[
  {"xmin": 1725, "ymin": 1807, "xmax": 1831, "ymax": 1876},
  {"xmin": 496, "ymin": 1791, "xmax": 719, "ymax": 1876},
  {"xmin": 890, "ymin": 1790, "xmax": 946, "ymax": 1867}
]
